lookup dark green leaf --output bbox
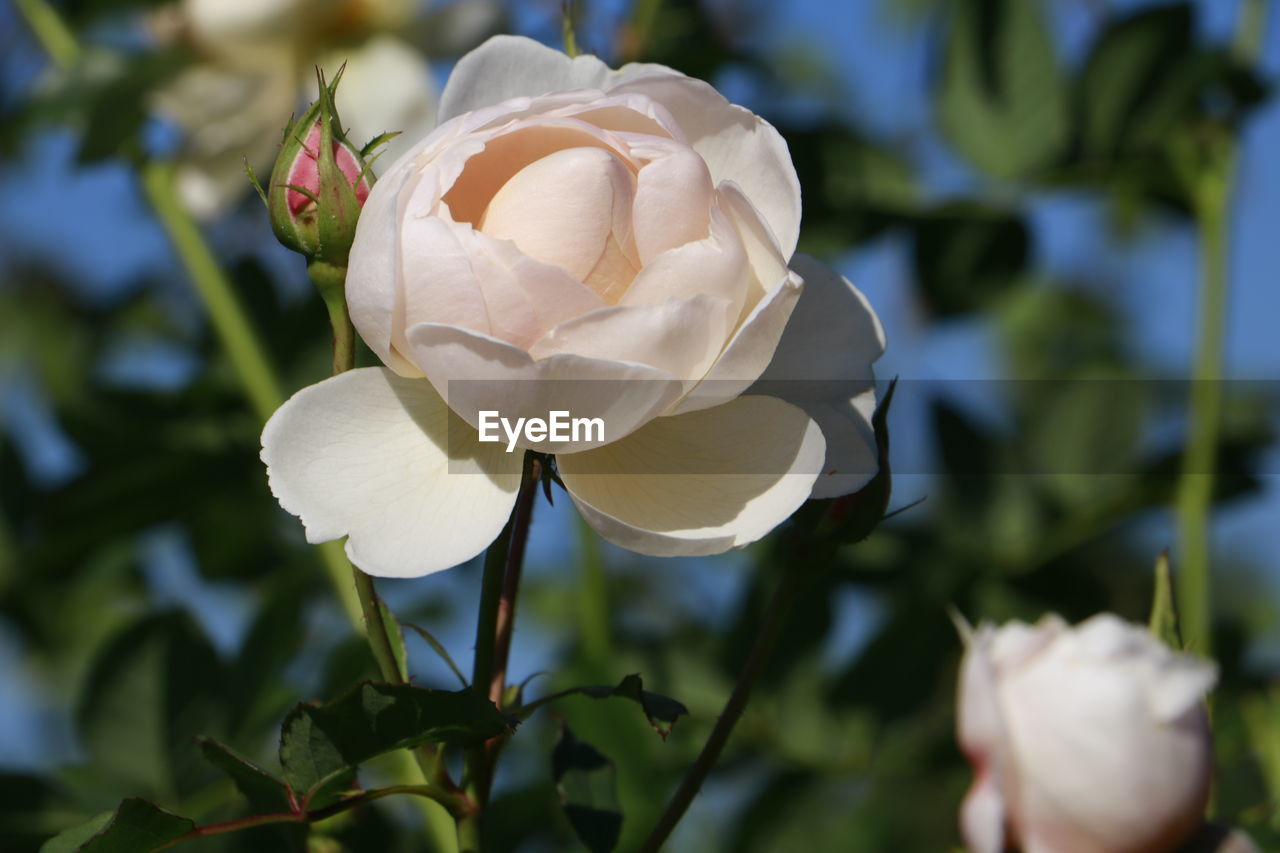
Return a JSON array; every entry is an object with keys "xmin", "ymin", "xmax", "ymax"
[
  {"xmin": 580, "ymin": 674, "xmax": 688, "ymax": 739},
  {"xmin": 552, "ymin": 727, "xmax": 621, "ymax": 853},
  {"xmin": 911, "ymin": 206, "xmax": 1029, "ymax": 317},
  {"xmin": 519, "ymin": 674, "xmax": 689, "ymax": 739},
  {"xmin": 39, "ymin": 799, "xmax": 193, "ymax": 853},
  {"xmin": 1076, "ymin": 4, "xmax": 1193, "ymax": 158},
  {"xmin": 279, "ymin": 683, "xmax": 511, "ymax": 804},
  {"xmin": 198, "ymin": 738, "xmax": 291, "ymax": 813},
  {"xmin": 76, "ymin": 611, "xmax": 226, "ymax": 801},
  {"xmin": 936, "ymin": 0, "xmax": 1067, "ymax": 179}
]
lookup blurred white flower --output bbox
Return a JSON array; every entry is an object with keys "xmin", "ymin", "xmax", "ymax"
[
  {"xmin": 152, "ymin": 0, "xmax": 440, "ymax": 219},
  {"xmin": 958, "ymin": 613, "xmax": 1217, "ymax": 853}
]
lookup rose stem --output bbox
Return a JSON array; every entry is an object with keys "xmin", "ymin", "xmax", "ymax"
[
  {"xmin": 460, "ymin": 453, "xmax": 540, "ymax": 852},
  {"xmin": 1173, "ymin": 0, "xmax": 1265, "ymax": 660},
  {"xmin": 311, "ymin": 261, "xmax": 467, "ymax": 848},
  {"xmin": 637, "ymin": 565, "xmax": 806, "ymax": 853}
]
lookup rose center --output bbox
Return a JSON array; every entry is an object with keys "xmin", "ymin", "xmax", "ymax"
[{"xmin": 477, "ymin": 146, "xmax": 641, "ymax": 304}]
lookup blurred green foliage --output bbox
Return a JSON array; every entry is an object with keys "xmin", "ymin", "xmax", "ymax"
[{"xmin": 2, "ymin": 0, "xmax": 1278, "ymax": 851}]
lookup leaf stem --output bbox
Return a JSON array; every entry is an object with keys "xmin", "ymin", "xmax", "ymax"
[
  {"xmin": 157, "ymin": 784, "xmax": 474, "ymax": 849},
  {"xmin": 637, "ymin": 566, "xmax": 805, "ymax": 853}
]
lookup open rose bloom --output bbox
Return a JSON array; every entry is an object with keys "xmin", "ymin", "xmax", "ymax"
[
  {"xmin": 958, "ymin": 614, "xmax": 1218, "ymax": 853},
  {"xmin": 261, "ymin": 35, "xmax": 885, "ymax": 577}
]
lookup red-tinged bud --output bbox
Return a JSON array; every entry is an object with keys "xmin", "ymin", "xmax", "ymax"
[{"xmin": 257, "ymin": 66, "xmax": 382, "ymax": 268}]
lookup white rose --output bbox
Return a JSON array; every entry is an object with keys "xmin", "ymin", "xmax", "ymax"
[
  {"xmin": 958, "ymin": 613, "xmax": 1217, "ymax": 853},
  {"xmin": 261, "ymin": 35, "xmax": 885, "ymax": 577}
]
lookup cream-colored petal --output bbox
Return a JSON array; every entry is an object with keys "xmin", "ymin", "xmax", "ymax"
[
  {"xmin": 346, "ymin": 153, "xmax": 422, "ymax": 376},
  {"xmin": 668, "ymin": 270, "xmax": 803, "ymax": 415},
  {"xmin": 260, "ymin": 368, "xmax": 522, "ymax": 578},
  {"xmin": 631, "ymin": 144, "xmax": 713, "ymax": 264},
  {"xmin": 748, "ymin": 254, "xmax": 885, "ymax": 497},
  {"xmin": 557, "ymin": 396, "xmax": 824, "ymax": 556},
  {"xmin": 406, "ymin": 322, "xmax": 684, "ymax": 453},
  {"xmin": 530, "ymin": 295, "xmax": 734, "ymax": 384},
  {"xmin": 457, "ymin": 226, "xmax": 606, "ymax": 349},
  {"xmin": 608, "ymin": 74, "xmax": 801, "ymax": 258},
  {"xmin": 620, "ymin": 203, "xmax": 748, "ymax": 322},
  {"xmin": 479, "ymin": 146, "xmax": 636, "ymax": 289},
  {"xmin": 437, "ymin": 34, "xmax": 681, "ymax": 124}
]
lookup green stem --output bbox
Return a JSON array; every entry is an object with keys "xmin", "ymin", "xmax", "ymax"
[
  {"xmin": 638, "ymin": 567, "xmax": 805, "ymax": 853},
  {"xmin": 576, "ymin": 515, "xmax": 612, "ymax": 664},
  {"xmin": 353, "ymin": 569, "xmax": 404, "ymax": 681},
  {"xmin": 1175, "ymin": 160, "xmax": 1233, "ymax": 658},
  {"xmin": 310, "ymin": 261, "xmax": 356, "ymax": 376},
  {"xmin": 314, "ymin": 265, "xmax": 460, "ymax": 852},
  {"xmin": 459, "ymin": 455, "xmax": 540, "ymax": 852},
  {"xmin": 13, "ymin": 0, "xmax": 78, "ymax": 68},
  {"xmin": 142, "ymin": 163, "xmax": 283, "ymax": 422}
]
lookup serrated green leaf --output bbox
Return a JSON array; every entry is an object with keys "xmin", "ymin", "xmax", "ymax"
[
  {"xmin": 936, "ymin": 0, "xmax": 1067, "ymax": 179},
  {"xmin": 198, "ymin": 738, "xmax": 291, "ymax": 813},
  {"xmin": 39, "ymin": 799, "xmax": 194, "ymax": 853},
  {"xmin": 517, "ymin": 674, "xmax": 689, "ymax": 739},
  {"xmin": 552, "ymin": 726, "xmax": 621, "ymax": 853},
  {"xmin": 279, "ymin": 683, "xmax": 510, "ymax": 804},
  {"xmin": 579, "ymin": 674, "xmax": 688, "ymax": 739}
]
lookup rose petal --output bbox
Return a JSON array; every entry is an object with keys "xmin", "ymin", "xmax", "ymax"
[
  {"xmin": 957, "ymin": 625, "xmax": 1013, "ymax": 853},
  {"xmin": 530, "ymin": 294, "xmax": 734, "ymax": 384},
  {"xmin": 667, "ymin": 270, "xmax": 803, "ymax": 415},
  {"xmin": 346, "ymin": 153, "xmax": 423, "ymax": 376},
  {"xmin": 437, "ymin": 34, "xmax": 681, "ymax": 124},
  {"xmin": 260, "ymin": 368, "xmax": 522, "ymax": 578},
  {"xmin": 608, "ymin": 74, "xmax": 801, "ymax": 258},
  {"xmin": 631, "ymin": 143, "xmax": 714, "ymax": 264},
  {"xmin": 479, "ymin": 145, "xmax": 638, "ymax": 295},
  {"xmin": 556, "ymin": 395, "xmax": 824, "ymax": 556},
  {"xmin": 748, "ymin": 254, "xmax": 886, "ymax": 497},
  {"xmin": 620, "ymin": 202, "xmax": 748, "ymax": 322},
  {"xmin": 406, "ymin": 322, "xmax": 684, "ymax": 452}
]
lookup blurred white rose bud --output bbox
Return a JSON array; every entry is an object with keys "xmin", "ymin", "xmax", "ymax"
[{"xmin": 957, "ymin": 613, "xmax": 1217, "ymax": 853}]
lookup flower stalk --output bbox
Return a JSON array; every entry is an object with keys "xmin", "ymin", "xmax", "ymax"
[
  {"xmin": 637, "ymin": 564, "xmax": 805, "ymax": 853},
  {"xmin": 459, "ymin": 454, "xmax": 541, "ymax": 852}
]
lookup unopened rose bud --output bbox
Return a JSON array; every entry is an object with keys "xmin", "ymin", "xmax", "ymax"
[
  {"xmin": 957, "ymin": 613, "xmax": 1216, "ymax": 853},
  {"xmin": 261, "ymin": 68, "xmax": 375, "ymax": 267}
]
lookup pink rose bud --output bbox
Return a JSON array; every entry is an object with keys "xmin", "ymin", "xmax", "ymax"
[
  {"xmin": 957, "ymin": 613, "xmax": 1216, "ymax": 853},
  {"xmin": 261, "ymin": 67, "xmax": 377, "ymax": 266}
]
